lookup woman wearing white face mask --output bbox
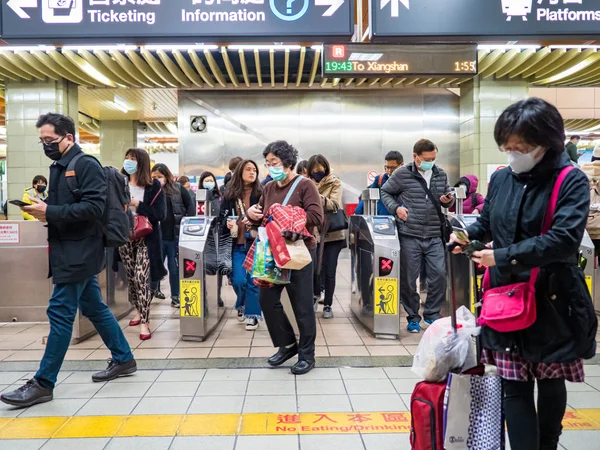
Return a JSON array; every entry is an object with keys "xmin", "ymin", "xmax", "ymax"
[
  {"xmin": 119, "ymin": 148, "xmax": 167, "ymax": 340},
  {"xmin": 449, "ymin": 98, "xmax": 596, "ymax": 450},
  {"xmin": 199, "ymin": 171, "xmax": 221, "ymax": 217},
  {"xmin": 151, "ymin": 164, "xmax": 195, "ymax": 307}
]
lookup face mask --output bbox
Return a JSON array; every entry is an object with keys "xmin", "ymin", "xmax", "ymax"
[
  {"xmin": 268, "ymin": 166, "xmax": 287, "ymax": 182},
  {"xmin": 203, "ymin": 181, "xmax": 216, "ymax": 190},
  {"xmin": 507, "ymin": 147, "xmax": 544, "ymax": 174},
  {"xmin": 418, "ymin": 157, "xmax": 435, "ymax": 172},
  {"xmin": 157, "ymin": 178, "xmax": 166, "ymax": 186},
  {"xmin": 36, "ymin": 185, "xmax": 47, "ymax": 194},
  {"xmin": 311, "ymin": 171, "xmax": 326, "ymax": 183},
  {"xmin": 123, "ymin": 160, "xmax": 137, "ymax": 175},
  {"xmin": 43, "ymin": 143, "xmax": 62, "ymax": 161}
]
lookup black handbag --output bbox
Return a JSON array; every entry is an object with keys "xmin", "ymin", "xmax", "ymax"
[{"xmin": 327, "ymin": 208, "xmax": 349, "ymax": 233}]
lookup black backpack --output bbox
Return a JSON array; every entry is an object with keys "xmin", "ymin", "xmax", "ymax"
[{"xmin": 66, "ymin": 153, "xmax": 132, "ymax": 248}]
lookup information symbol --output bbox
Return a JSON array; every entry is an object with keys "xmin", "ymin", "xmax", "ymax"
[{"xmin": 269, "ymin": 0, "xmax": 310, "ymax": 22}]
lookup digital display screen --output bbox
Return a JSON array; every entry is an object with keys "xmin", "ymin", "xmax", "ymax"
[
  {"xmin": 373, "ymin": 218, "xmax": 390, "ymax": 223},
  {"xmin": 322, "ymin": 44, "xmax": 478, "ymax": 77},
  {"xmin": 187, "ymin": 218, "xmax": 205, "ymax": 225}
]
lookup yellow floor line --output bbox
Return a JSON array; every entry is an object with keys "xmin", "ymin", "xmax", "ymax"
[{"xmin": 0, "ymin": 410, "xmax": 599, "ymax": 440}]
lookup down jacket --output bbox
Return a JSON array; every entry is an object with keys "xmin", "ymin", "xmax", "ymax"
[{"xmin": 381, "ymin": 162, "xmax": 453, "ymax": 239}]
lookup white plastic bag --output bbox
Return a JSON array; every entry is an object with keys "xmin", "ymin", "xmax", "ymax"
[{"xmin": 411, "ymin": 306, "xmax": 480, "ymax": 382}]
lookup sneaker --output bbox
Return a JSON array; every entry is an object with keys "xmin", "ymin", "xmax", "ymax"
[
  {"xmin": 407, "ymin": 321, "xmax": 421, "ymax": 334},
  {"xmin": 421, "ymin": 319, "xmax": 436, "ymax": 330},
  {"xmin": 153, "ymin": 290, "xmax": 166, "ymax": 300},
  {"xmin": 237, "ymin": 310, "xmax": 245, "ymax": 322},
  {"xmin": 92, "ymin": 358, "xmax": 137, "ymax": 382},
  {"xmin": 0, "ymin": 379, "xmax": 53, "ymax": 408},
  {"xmin": 318, "ymin": 292, "xmax": 325, "ymax": 305},
  {"xmin": 313, "ymin": 297, "xmax": 319, "ymax": 313},
  {"xmin": 246, "ymin": 318, "xmax": 259, "ymax": 331},
  {"xmin": 171, "ymin": 297, "xmax": 180, "ymax": 308},
  {"xmin": 218, "ymin": 298, "xmax": 224, "ymax": 307},
  {"xmin": 322, "ymin": 306, "xmax": 334, "ymax": 319}
]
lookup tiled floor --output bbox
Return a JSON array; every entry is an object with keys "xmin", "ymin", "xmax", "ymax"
[
  {"xmin": 0, "ymin": 366, "xmax": 599, "ymax": 448},
  {"xmin": 0, "ymin": 259, "xmax": 426, "ymax": 363}
]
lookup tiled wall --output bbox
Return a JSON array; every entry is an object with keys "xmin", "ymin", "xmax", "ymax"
[
  {"xmin": 530, "ymin": 87, "xmax": 600, "ymax": 119},
  {"xmin": 99, "ymin": 120, "xmax": 137, "ymax": 169},
  {"xmin": 5, "ymin": 79, "xmax": 78, "ymax": 219},
  {"xmin": 460, "ymin": 77, "xmax": 529, "ymax": 194}
]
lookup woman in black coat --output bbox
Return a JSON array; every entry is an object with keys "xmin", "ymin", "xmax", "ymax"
[
  {"xmin": 450, "ymin": 98, "xmax": 597, "ymax": 450},
  {"xmin": 120, "ymin": 148, "xmax": 166, "ymax": 341}
]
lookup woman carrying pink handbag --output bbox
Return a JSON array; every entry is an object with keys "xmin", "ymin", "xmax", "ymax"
[{"xmin": 449, "ymin": 97, "xmax": 597, "ymax": 450}]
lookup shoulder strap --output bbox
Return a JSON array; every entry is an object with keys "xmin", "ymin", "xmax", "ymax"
[
  {"xmin": 65, "ymin": 153, "xmax": 90, "ymax": 201},
  {"xmin": 282, "ymin": 176, "xmax": 303, "ymax": 207},
  {"xmin": 412, "ymin": 171, "xmax": 446, "ymax": 225},
  {"xmin": 377, "ymin": 175, "xmax": 383, "ymax": 187},
  {"xmin": 148, "ymin": 187, "xmax": 161, "ymax": 207},
  {"xmin": 541, "ymin": 165, "xmax": 575, "ymax": 234}
]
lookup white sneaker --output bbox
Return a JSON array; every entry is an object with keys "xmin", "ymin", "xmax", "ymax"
[
  {"xmin": 236, "ymin": 310, "xmax": 244, "ymax": 323},
  {"xmin": 245, "ymin": 318, "xmax": 259, "ymax": 331}
]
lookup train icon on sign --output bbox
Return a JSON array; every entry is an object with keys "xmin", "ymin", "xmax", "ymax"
[{"xmin": 501, "ymin": 0, "xmax": 533, "ymax": 21}]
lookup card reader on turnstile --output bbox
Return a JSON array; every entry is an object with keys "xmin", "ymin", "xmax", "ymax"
[
  {"xmin": 350, "ymin": 188, "xmax": 401, "ymax": 339},
  {"xmin": 179, "ymin": 217, "xmax": 225, "ymax": 341}
]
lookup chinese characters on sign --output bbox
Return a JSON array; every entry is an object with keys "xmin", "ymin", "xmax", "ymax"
[{"xmin": 0, "ymin": 224, "xmax": 20, "ymax": 244}]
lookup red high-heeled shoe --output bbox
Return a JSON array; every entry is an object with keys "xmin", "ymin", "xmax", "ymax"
[
  {"xmin": 129, "ymin": 319, "xmax": 141, "ymax": 326},
  {"xmin": 140, "ymin": 333, "xmax": 152, "ymax": 341}
]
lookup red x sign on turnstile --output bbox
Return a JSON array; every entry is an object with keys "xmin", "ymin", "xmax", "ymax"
[
  {"xmin": 185, "ymin": 261, "xmax": 196, "ymax": 272},
  {"xmin": 381, "ymin": 259, "xmax": 392, "ymax": 270}
]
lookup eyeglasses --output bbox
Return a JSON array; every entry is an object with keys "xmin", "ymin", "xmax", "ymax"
[
  {"xmin": 384, "ymin": 165, "xmax": 399, "ymax": 171},
  {"xmin": 499, "ymin": 145, "xmax": 542, "ymax": 154},
  {"xmin": 264, "ymin": 160, "xmax": 282, "ymax": 168},
  {"xmin": 39, "ymin": 136, "xmax": 65, "ymax": 145}
]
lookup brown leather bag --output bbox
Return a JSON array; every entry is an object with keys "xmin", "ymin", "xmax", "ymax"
[{"xmin": 131, "ymin": 189, "xmax": 161, "ymax": 241}]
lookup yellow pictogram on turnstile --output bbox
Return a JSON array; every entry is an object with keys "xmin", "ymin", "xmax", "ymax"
[
  {"xmin": 180, "ymin": 280, "xmax": 201, "ymax": 318},
  {"xmin": 469, "ymin": 275, "xmax": 483, "ymax": 314},
  {"xmin": 374, "ymin": 278, "xmax": 398, "ymax": 315},
  {"xmin": 585, "ymin": 275, "xmax": 593, "ymax": 296}
]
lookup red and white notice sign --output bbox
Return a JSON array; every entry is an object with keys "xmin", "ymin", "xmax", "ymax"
[
  {"xmin": 0, "ymin": 223, "xmax": 19, "ymax": 244},
  {"xmin": 368, "ymin": 170, "xmax": 379, "ymax": 185}
]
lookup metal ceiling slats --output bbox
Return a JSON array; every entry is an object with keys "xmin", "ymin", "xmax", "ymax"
[
  {"xmin": 238, "ymin": 50, "xmax": 251, "ymax": 88},
  {"xmin": 156, "ymin": 50, "xmax": 193, "ymax": 88},
  {"xmin": 254, "ymin": 50, "xmax": 263, "ymax": 88},
  {"xmin": 220, "ymin": 48, "xmax": 239, "ymax": 88},
  {"xmin": 172, "ymin": 50, "xmax": 203, "ymax": 88},
  {"xmin": 140, "ymin": 50, "xmax": 180, "ymax": 88},
  {"xmin": 308, "ymin": 48, "xmax": 320, "ymax": 87},
  {"xmin": 296, "ymin": 47, "xmax": 306, "ymax": 88},
  {"xmin": 283, "ymin": 49, "xmax": 290, "ymax": 88},
  {"xmin": 480, "ymin": 49, "xmax": 520, "ymax": 79},
  {"xmin": 520, "ymin": 49, "xmax": 569, "ymax": 79},
  {"xmin": 47, "ymin": 50, "xmax": 101, "ymax": 86},
  {"xmin": 79, "ymin": 50, "xmax": 131, "ymax": 87},
  {"xmin": 356, "ymin": 78, "xmax": 368, "ymax": 86},
  {"xmin": 553, "ymin": 56, "xmax": 600, "ymax": 86},
  {"xmin": 203, "ymin": 50, "xmax": 227, "ymax": 88},
  {"xmin": 15, "ymin": 51, "xmax": 59, "ymax": 80},
  {"xmin": 494, "ymin": 49, "xmax": 536, "ymax": 79},
  {"xmin": 93, "ymin": 51, "xmax": 143, "ymax": 88},
  {"xmin": 126, "ymin": 50, "xmax": 167, "ymax": 87},
  {"xmin": 269, "ymin": 50, "xmax": 275, "ymax": 88},
  {"xmin": 0, "ymin": 66, "xmax": 19, "ymax": 81},
  {"xmin": 344, "ymin": 78, "xmax": 354, "ymax": 87},
  {"xmin": 0, "ymin": 54, "xmax": 37, "ymax": 81},
  {"xmin": 533, "ymin": 48, "xmax": 591, "ymax": 79},
  {"xmin": 536, "ymin": 52, "xmax": 600, "ymax": 85},
  {"xmin": 63, "ymin": 50, "xmax": 117, "ymax": 87},
  {"xmin": 110, "ymin": 51, "xmax": 156, "ymax": 88},
  {"xmin": 508, "ymin": 47, "xmax": 552, "ymax": 79},
  {"xmin": 32, "ymin": 51, "xmax": 90, "ymax": 85},
  {"xmin": 477, "ymin": 49, "xmax": 506, "ymax": 73},
  {"xmin": 188, "ymin": 51, "xmax": 216, "ymax": 88}
]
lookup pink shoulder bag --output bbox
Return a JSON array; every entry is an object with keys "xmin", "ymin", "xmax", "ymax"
[{"xmin": 478, "ymin": 166, "xmax": 575, "ymax": 333}]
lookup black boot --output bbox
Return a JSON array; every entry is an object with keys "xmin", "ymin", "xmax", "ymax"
[
  {"xmin": 0, "ymin": 379, "xmax": 53, "ymax": 408},
  {"xmin": 92, "ymin": 358, "xmax": 137, "ymax": 382},
  {"xmin": 268, "ymin": 345, "xmax": 298, "ymax": 367}
]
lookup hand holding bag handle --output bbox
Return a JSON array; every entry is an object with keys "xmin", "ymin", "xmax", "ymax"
[{"xmin": 132, "ymin": 188, "xmax": 161, "ymax": 241}]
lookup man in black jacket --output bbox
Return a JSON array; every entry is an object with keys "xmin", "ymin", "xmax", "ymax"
[
  {"xmin": 381, "ymin": 139, "xmax": 454, "ymax": 333},
  {"xmin": 1, "ymin": 113, "xmax": 136, "ymax": 408}
]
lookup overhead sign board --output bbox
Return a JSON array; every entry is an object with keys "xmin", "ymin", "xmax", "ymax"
[
  {"xmin": 322, "ymin": 44, "xmax": 477, "ymax": 77},
  {"xmin": 373, "ymin": 0, "xmax": 600, "ymax": 40},
  {"xmin": 1, "ymin": 0, "xmax": 352, "ymax": 41}
]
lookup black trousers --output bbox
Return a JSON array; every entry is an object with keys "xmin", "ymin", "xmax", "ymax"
[
  {"xmin": 503, "ymin": 378, "xmax": 567, "ymax": 450},
  {"xmin": 315, "ymin": 240, "xmax": 345, "ymax": 307},
  {"xmin": 260, "ymin": 248, "xmax": 317, "ymax": 363}
]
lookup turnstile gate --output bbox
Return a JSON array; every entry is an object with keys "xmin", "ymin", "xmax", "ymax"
[
  {"xmin": 350, "ymin": 189, "xmax": 401, "ymax": 339},
  {"xmin": 179, "ymin": 216, "xmax": 226, "ymax": 341}
]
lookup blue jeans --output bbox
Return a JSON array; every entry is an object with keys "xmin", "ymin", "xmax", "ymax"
[
  {"xmin": 36, "ymin": 276, "xmax": 134, "ymax": 388},
  {"xmin": 232, "ymin": 245, "xmax": 262, "ymax": 319}
]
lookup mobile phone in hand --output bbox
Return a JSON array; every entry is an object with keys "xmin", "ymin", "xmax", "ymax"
[
  {"xmin": 9, "ymin": 200, "xmax": 29, "ymax": 207},
  {"xmin": 453, "ymin": 226, "xmax": 469, "ymax": 242}
]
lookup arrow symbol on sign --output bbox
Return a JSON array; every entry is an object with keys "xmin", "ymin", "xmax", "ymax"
[
  {"xmin": 183, "ymin": 289, "xmax": 189, "ymax": 296},
  {"xmin": 8, "ymin": 0, "xmax": 37, "ymax": 19},
  {"xmin": 380, "ymin": 0, "xmax": 409, "ymax": 18},
  {"xmin": 315, "ymin": 0, "xmax": 345, "ymax": 17}
]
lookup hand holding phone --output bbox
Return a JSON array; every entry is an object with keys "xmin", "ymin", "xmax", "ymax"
[{"xmin": 9, "ymin": 200, "xmax": 29, "ymax": 208}]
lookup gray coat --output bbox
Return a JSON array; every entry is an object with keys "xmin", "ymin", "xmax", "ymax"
[{"xmin": 381, "ymin": 162, "xmax": 453, "ymax": 239}]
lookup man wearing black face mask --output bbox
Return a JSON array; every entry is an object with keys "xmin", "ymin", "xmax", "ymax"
[
  {"xmin": 21, "ymin": 175, "xmax": 48, "ymax": 220},
  {"xmin": 2, "ymin": 113, "xmax": 136, "ymax": 409}
]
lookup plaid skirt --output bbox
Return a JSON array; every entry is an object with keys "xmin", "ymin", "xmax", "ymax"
[{"xmin": 481, "ymin": 349, "xmax": 585, "ymax": 383}]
